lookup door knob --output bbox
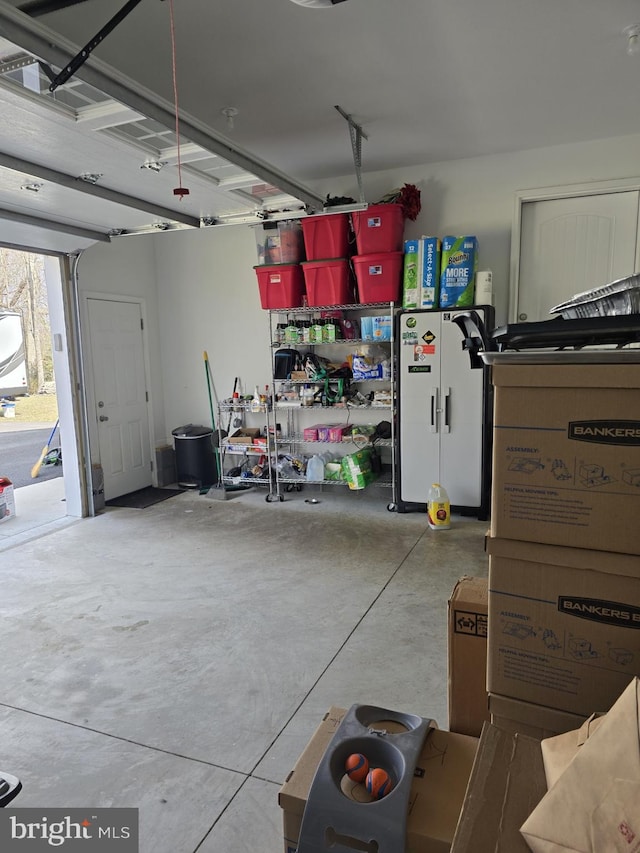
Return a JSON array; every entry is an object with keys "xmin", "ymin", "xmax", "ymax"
[{"xmin": 99, "ymin": 415, "xmax": 109, "ymax": 422}]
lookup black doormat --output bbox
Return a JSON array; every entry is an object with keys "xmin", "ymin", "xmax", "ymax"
[{"xmin": 105, "ymin": 487, "xmax": 185, "ymax": 509}]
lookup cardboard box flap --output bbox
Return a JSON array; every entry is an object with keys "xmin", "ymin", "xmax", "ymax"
[
  {"xmin": 489, "ymin": 695, "xmax": 590, "ymax": 737},
  {"xmin": 278, "ymin": 707, "xmax": 346, "ymax": 817},
  {"xmin": 491, "ymin": 363, "xmax": 640, "ymax": 391},
  {"xmin": 408, "ymin": 728, "xmax": 479, "ymax": 849},
  {"xmin": 450, "ymin": 575, "xmax": 488, "ymax": 606},
  {"xmin": 450, "ymin": 723, "xmax": 547, "ymax": 853},
  {"xmin": 486, "ymin": 536, "xmax": 640, "ymax": 580}
]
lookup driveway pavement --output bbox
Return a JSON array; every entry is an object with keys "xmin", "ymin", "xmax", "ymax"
[{"xmin": 0, "ymin": 421, "xmax": 63, "ymax": 488}]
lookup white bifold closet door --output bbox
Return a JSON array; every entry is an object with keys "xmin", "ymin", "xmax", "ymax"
[{"xmin": 517, "ymin": 190, "xmax": 640, "ymax": 323}]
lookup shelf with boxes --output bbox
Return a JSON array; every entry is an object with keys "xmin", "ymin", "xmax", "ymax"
[
  {"xmin": 268, "ymin": 303, "xmax": 397, "ymax": 506},
  {"xmin": 253, "ymin": 203, "xmax": 406, "ymax": 311},
  {"xmin": 217, "ymin": 399, "xmax": 279, "ymax": 500}
]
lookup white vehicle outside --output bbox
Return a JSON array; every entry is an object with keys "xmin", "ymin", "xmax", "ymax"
[{"xmin": 0, "ymin": 310, "xmax": 28, "ymax": 397}]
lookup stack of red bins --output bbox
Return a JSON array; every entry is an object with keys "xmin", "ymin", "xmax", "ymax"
[
  {"xmin": 254, "ymin": 220, "xmax": 306, "ymax": 309},
  {"xmin": 300, "ymin": 213, "xmax": 355, "ymax": 307},
  {"xmin": 349, "ymin": 204, "xmax": 405, "ymax": 304}
]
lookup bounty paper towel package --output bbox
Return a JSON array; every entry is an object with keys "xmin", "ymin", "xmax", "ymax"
[
  {"xmin": 402, "ymin": 237, "xmax": 441, "ymax": 309},
  {"xmin": 439, "ymin": 236, "xmax": 478, "ymax": 308}
]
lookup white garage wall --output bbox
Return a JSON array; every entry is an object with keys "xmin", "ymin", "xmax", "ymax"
[
  {"xmin": 77, "ymin": 130, "xmax": 640, "ymax": 459},
  {"xmin": 152, "ymin": 225, "xmax": 270, "ymax": 441},
  {"xmin": 313, "ymin": 132, "xmax": 640, "ymax": 326},
  {"xmin": 75, "ymin": 235, "xmax": 166, "ymax": 460}
]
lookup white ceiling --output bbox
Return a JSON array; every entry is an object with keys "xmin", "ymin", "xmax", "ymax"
[{"xmin": 2, "ymin": 0, "xmax": 640, "ymax": 252}]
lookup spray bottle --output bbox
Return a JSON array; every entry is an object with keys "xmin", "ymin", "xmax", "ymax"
[{"xmin": 427, "ymin": 483, "xmax": 451, "ymax": 530}]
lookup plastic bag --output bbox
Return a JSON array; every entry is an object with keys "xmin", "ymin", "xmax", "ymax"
[{"xmin": 340, "ymin": 447, "xmax": 379, "ymax": 490}]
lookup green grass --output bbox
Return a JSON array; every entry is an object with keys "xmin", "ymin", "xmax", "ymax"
[{"xmin": 7, "ymin": 394, "xmax": 58, "ymax": 424}]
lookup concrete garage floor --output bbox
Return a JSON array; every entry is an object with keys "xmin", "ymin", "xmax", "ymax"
[
  {"xmin": 0, "ymin": 486, "xmax": 488, "ymax": 852},
  {"xmin": 0, "ymin": 478, "xmax": 71, "ymax": 552}
]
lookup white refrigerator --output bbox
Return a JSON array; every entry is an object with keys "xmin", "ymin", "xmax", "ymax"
[{"xmin": 396, "ymin": 307, "xmax": 494, "ymax": 517}]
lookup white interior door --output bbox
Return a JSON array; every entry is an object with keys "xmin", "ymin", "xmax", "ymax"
[
  {"xmin": 517, "ymin": 191, "xmax": 640, "ymax": 322},
  {"xmin": 87, "ymin": 298, "xmax": 151, "ymax": 500}
]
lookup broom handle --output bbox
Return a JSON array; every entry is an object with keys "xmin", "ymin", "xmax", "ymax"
[
  {"xmin": 203, "ymin": 351, "xmax": 216, "ymax": 432},
  {"xmin": 203, "ymin": 351, "xmax": 224, "ymax": 486}
]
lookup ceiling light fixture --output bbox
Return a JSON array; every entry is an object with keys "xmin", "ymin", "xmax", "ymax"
[
  {"xmin": 288, "ymin": 0, "xmax": 349, "ymax": 7},
  {"xmin": 624, "ymin": 24, "xmax": 640, "ymax": 56}
]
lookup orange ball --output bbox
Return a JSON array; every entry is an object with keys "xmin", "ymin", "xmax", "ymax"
[
  {"xmin": 365, "ymin": 767, "xmax": 393, "ymax": 799},
  {"xmin": 345, "ymin": 753, "xmax": 369, "ymax": 783}
]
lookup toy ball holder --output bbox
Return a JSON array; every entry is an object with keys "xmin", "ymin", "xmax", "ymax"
[{"xmin": 296, "ymin": 703, "xmax": 434, "ymax": 853}]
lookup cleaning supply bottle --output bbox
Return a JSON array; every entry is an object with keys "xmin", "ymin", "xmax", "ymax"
[
  {"xmin": 427, "ymin": 483, "xmax": 451, "ymax": 530},
  {"xmin": 251, "ymin": 385, "xmax": 262, "ymax": 413}
]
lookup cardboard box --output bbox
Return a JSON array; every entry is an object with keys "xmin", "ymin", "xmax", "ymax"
[
  {"xmin": 488, "ymin": 536, "xmax": 640, "ymax": 716},
  {"xmin": 227, "ymin": 427, "xmax": 261, "ymax": 445},
  {"xmin": 0, "ymin": 477, "xmax": 16, "ymax": 523},
  {"xmin": 490, "ymin": 362, "xmax": 640, "ymax": 554},
  {"xmin": 450, "ymin": 723, "xmax": 547, "ymax": 853},
  {"xmin": 279, "ymin": 706, "xmax": 478, "ymax": 853},
  {"xmin": 489, "ymin": 694, "xmax": 589, "ymax": 740},
  {"xmin": 448, "ymin": 576, "xmax": 490, "ymax": 737}
]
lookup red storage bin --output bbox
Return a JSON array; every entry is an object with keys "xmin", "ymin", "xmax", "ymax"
[
  {"xmin": 254, "ymin": 264, "xmax": 305, "ymax": 309},
  {"xmin": 352, "ymin": 252, "xmax": 403, "ymax": 304},
  {"xmin": 350, "ymin": 204, "xmax": 404, "ymax": 254},
  {"xmin": 302, "ymin": 258, "xmax": 355, "ymax": 306},
  {"xmin": 301, "ymin": 213, "xmax": 351, "ymax": 261}
]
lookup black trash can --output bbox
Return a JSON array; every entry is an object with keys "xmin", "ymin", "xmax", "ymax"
[{"xmin": 171, "ymin": 424, "xmax": 217, "ymax": 489}]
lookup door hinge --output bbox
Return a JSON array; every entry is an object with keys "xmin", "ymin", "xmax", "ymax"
[
  {"xmin": 140, "ymin": 318, "xmax": 144, "ymax": 330},
  {"xmin": 145, "ymin": 391, "xmax": 149, "ymax": 402},
  {"xmin": 150, "ymin": 460, "xmax": 154, "ymax": 471}
]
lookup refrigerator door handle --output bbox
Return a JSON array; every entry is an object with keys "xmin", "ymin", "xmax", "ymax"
[
  {"xmin": 430, "ymin": 387, "xmax": 438, "ymax": 432},
  {"xmin": 442, "ymin": 387, "xmax": 451, "ymax": 433}
]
